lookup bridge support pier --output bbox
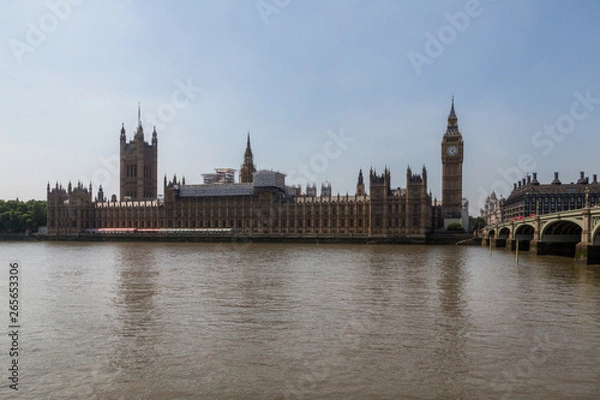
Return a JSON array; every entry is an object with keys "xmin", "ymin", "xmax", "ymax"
[
  {"xmin": 481, "ymin": 238, "xmax": 505, "ymax": 248},
  {"xmin": 575, "ymin": 243, "xmax": 592, "ymax": 264},
  {"xmin": 574, "ymin": 208, "xmax": 600, "ymax": 265},
  {"xmin": 575, "ymin": 243, "xmax": 600, "ymax": 265},
  {"xmin": 529, "ymin": 239, "xmax": 541, "ymax": 255},
  {"xmin": 589, "ymin": 246, "xmax": 600, "ymax": 265},
  {"xmin": 508, "ymin": 239, "xmax": 530, "ymax": 251}
]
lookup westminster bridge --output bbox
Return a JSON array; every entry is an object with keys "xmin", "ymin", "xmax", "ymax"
[{"xmin": 483, "ymin": 207, "xmax": 600, "ymax": 264}]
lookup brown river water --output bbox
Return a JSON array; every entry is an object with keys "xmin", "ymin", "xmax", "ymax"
[{"xmin": 0, "ymin": 242, "xmax": 599, "ymax": 399}]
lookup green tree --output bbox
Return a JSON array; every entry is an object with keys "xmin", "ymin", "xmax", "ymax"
[
  {"xmin": 0, "ymin": 199, "xmax": 47, "ymax": 233},
  {"xmin": 469, "ymin": 216, "xmax": 486, "ymax": 230},
  {"xmin": 446, "ymin": 222, "xmax": 465, "ymax": 232},
  {"xmin": 29, "ymin": 200, "xmax": 47, "ymax": 228}
]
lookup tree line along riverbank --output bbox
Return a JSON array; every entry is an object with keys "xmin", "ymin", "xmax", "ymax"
[{"xmin": 0, "ymin": 200, "xmax": 46, "ymax": 234}]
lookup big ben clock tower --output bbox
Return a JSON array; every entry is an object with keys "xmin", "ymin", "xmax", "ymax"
[{"xmin": 441, "ymin": 97, "xmax": 464, "ymax": 223}]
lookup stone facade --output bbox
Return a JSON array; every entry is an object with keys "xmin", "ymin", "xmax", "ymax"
[
  {"xmin": 47, "ymin": 100, "xmax": 465, "ymax": 239},
  {"xmin": 119, "ymin": 104, "xmax": 157, "ymax": 200},
  {"xmin": 481, "ymin": 191, "xmax": 504, "ymax": 226},
  {"xmin": 47, "ymin": 168, "xmax": 433, "ymax": 238},
  {"xmin": 501, "ymin": 171, "xmax": 600, "ymax": 221},
  {"xmin": 441, "ymin": 98, "xmax": 464, "ymax": 221}
]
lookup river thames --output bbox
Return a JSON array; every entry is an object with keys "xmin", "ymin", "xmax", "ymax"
[{"xmin": 0, "ymin": 242, "xmax": 599, "ymax": 399}]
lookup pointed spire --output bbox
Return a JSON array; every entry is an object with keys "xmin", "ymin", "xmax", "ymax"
[
  {"xmin": 444, "ymin": 96, "xmax": 461, "ymax": 137},
  {"xmin": 120, "ymin": 122, "xmax": 126, "ymax": 143},
  {"xmin": 240, "ymin": 132, "xmax": 256, "ymax": 183},
  {"xmin": 134, "ymin": 103, "xmax": 144, "ymax": 140},
  {"xmin": 244, "ymin": 132, "xmax": 253, "ymax": 159},
  {"xmin": 448, "ymin": 96, "xmax": 457, "ymax": 124}
]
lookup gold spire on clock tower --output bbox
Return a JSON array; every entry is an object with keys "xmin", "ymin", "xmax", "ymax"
[{"xmin": 441, "ymin": 97, "xmax": 464, "ymax": 222}]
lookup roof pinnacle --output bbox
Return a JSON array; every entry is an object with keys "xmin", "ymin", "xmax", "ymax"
[
  {"xmin": 444, "ymin": 96, "xmax": 461, "ymax": 137},
  {"xmin": 448, "ymin": 96, "xmax": 457, "ymax": 122}
]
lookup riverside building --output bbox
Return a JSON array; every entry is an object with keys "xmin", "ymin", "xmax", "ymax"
[
  {"xmin": 47, "ymin": 100, "xmax": 466, "ymax": 241},
  {"xmin": 500, "ymin": 171, "xmax": 600, "ymax": 221}
]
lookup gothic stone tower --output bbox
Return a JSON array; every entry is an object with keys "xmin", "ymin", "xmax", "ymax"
[
  {"xmin": 239, "ymin": 133, "xmax": 256, "ymax": 183},
  {"xmin": 368, "ymin": 168, "xmax": 391, "ymax": 234},
  {"xmin": 407, "ymin": 165, "xmax": 432, "ymax": 234},
  {"xmin": 441, "ymin": 97, "xmax": 464, "ymax": 220},
  {"xmin": 356, "ymin": 169, "xmax": 365, "ymax": 196},
  {"xmin": 120, "ymin": 104, "xmax": 158, "ymax": 200}
]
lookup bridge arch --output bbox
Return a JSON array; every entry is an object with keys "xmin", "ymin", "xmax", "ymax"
[
  {"xmin": 514, "ymin": 224, "xmax": 534, "ymax": 239},
  {"xmin": 592, "ymin": 223, "xmax": 600, "ymax": 246},
  {"xmin": 538, "ymin": 220, "xmax": 582, "ymax": 257},
  {"xmin": 540, "ymin": 220, "xmax": 582, "ymax": 240},
  {"xmin": 512, "ymin": 224, "xmax": 534, "ymax": 251},
  {"xmin": 498, "ymin": 227, "xmax": 510, "ymax": 239}
]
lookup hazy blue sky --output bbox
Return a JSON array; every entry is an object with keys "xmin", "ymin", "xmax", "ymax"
[{"xmin": 2, "ymin": 0, "xmax": 600, "ymax": 214}]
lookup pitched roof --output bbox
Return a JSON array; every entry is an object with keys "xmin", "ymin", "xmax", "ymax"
[
  {"xmin": 178, "ymin": 183, "xmax": 254, "ymax": 197},
  {"xmin": 504, "ymin": 182, "xmax": 600, "ymax": 204}
]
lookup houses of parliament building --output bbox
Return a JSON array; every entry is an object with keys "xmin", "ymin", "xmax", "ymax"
[{"xmin": 47, "ymin": 100, "xmax": 465, "ymax": 241}]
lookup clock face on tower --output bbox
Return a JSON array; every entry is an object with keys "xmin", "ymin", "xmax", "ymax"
[{"xmin": 446, "ymin": 145, "xmax": 458, "ymax": 157}]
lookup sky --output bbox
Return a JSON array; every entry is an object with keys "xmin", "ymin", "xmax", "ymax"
[{"xmin": 1, "ymin": 0, "xmax": 600, "ymax": 215}]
